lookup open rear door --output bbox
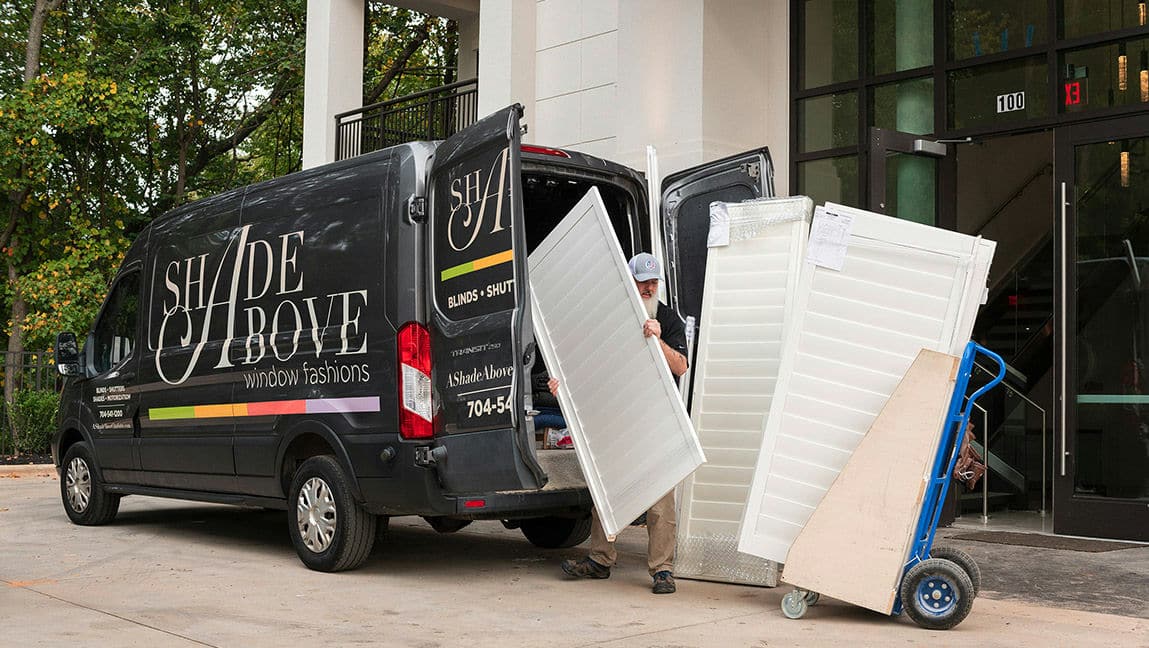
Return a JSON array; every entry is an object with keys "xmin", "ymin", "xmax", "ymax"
[
  {"xmin": 426, "ymin": 105, "xmax": 544, "ymax": 492},
  {"xmin": 660, "ymin": 148, "xmax": 775, "ymax": 404}
]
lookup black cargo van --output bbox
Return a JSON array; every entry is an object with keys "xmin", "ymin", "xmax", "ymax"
[{"xmin": 53, "ymin": 106, "xmax": 773, "ymax": 571}]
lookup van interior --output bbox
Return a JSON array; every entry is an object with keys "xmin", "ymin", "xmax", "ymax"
[{"xmin": 519, "ymin": 170, "xmax": 641, "ymax": 476}]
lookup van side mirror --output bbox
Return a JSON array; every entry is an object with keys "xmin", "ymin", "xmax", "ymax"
[{"xmin": 56, "ymin": 332, "xmax": 84, "ymax": 377}]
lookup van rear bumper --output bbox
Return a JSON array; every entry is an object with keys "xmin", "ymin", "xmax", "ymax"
[{"xmin": 357, "ymin": 475, "xmax": 591, "ymax": 519}]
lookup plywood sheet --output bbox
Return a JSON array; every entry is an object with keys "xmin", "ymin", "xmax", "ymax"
[
  {"xmin": 738, "ymin": 203, "xmax": 995, "ymax": 564},
  {"xmin": 781, "ymin": 350, "xmax": 959, "ymax": 614},
  {"xmin": 676, "ymin": 197, "xmax": 811, "ymax": 587},
  {"xmin": 529, "ymin": 188, "xmax": 705, "ymax": 537}
]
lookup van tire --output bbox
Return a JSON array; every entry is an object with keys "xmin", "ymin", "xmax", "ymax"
[
  {"xmin": 60, "ymin": 442, "xmax": 120, "ymax": 525},
  {"xmin": 520, "ymin": 515, "xmax": 592, "ymax": 549},
  {"xmin": 287, "ymin": 455, "xmax": 376, "ymax": 572}
]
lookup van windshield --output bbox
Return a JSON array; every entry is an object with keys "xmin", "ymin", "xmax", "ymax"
[{"xmin": 521, "ymin": 172, "xmax": 636, "ymax": 255}]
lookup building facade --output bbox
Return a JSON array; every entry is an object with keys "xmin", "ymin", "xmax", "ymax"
[{"xmin": 303, "ymin": 0, "xmax": 1149, "ymax": 542}]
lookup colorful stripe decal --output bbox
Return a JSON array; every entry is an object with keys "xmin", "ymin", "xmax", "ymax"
[
  {"xmin": 440, "ymin": 248, "xmax": 513, "ymax": 281},
  {"xmin": 148, "ymin": 396, "xmax": 380, "ymax": 421}
]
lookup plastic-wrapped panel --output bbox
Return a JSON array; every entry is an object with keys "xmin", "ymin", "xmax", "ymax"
[
  {"xmin": 738, "ymin": 203, "xmax": 995, "ymax": 564},
  {"xmin": 529, "ymin": 188, "xmax": 705, "ymax": 537},
  {"xmin": 676, "ymin": 197, "xmax": 811, "ymax": 587}
]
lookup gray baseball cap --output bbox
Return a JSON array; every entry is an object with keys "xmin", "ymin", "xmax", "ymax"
[{"xmin": 628, "ymin": 252, "xmax": 661, "ymax": 281}]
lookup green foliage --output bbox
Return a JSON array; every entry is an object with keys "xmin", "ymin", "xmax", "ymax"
[
  {"xmin": 8, "ymin": 388, "xmax": 59, "ymax": 453},
  {"xmin": 0, "ymin": 1, "xmax": 456, "ymax": 370}
]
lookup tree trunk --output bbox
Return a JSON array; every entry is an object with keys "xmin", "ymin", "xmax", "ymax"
[
  {"xmin": 5, "ymin": 0, "xmax": 65, "ymax": 450},
  {"xmin": 4, "ymin": 257, "xmax": 27, "ymax": 446},
  {"xmin": 24, "ymin": 0, "xmax": 65, "ymax": 82}
]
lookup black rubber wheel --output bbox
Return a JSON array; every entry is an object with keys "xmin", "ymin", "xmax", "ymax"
[
  {"xmin": 520, "ymin": 515, "xmax": 592, "ymax": 549},
  {"xmin": 423, "ymin": 516, "xmax": 472, "ymax": 533},
  {"xmin": 930, "ymin": 545, "xmax": 981, "ymax": 597},
  {"xmin": 900, "ymin": 558, "xmax": 975, "ymax": 630},
  {"xmin": 287, "ymin": 456, "xmax": 376, "ymax": 572},
  {"xmin": 60, "ymin": 442, "xmax": 120, "ymax": 525}
]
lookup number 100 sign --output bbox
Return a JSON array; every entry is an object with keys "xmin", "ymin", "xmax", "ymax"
[{"xmin": 996, "ymin": 91, "xmax": 1025, "ymax": 113}]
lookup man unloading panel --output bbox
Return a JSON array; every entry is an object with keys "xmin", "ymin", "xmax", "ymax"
[{"xmin": 550, "ymin": 252, "xmax": 689, "ymax": 595}]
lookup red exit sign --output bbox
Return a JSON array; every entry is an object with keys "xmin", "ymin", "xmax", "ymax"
[{"xmin": 1064, "ymin": 80, "xmax": 1085, "ymax": 107}]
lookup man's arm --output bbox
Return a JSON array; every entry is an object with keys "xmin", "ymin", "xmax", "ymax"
[{"xmin": 642, "ymin": 315, "xmax": 689, "ymax": 377}]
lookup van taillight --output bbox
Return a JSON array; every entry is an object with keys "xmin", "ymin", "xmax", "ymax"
[
  {"xmin": 521, "ymin": 144, "xmax": 571, "ymax": 158},
  {"xmin": 397, "ymin": 322, "xmax": 433, "ymax": 439}
]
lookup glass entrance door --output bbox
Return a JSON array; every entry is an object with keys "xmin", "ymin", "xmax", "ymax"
[{"xmin": 1056, "ymin": 115, "xmax": 1149, "ymax": 541}]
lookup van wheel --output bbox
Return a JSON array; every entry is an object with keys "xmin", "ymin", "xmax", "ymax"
[
  {"xmin": 287, "ymin": 456, "xmax": 376, "ymax": 572},
  {"xmin": 520, "ymin": 515, "xmax": 592, "ymax": 549},
  {"xmin": 61, "ymin": 442, "xmax": 120, "ymax": 525},
  {"xmin": 423, "ymin": 516, "xmax": 472, "ymax": 533}
]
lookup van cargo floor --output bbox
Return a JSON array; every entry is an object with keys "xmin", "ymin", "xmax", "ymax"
[{"xmin": 536, "ymin": 449, "xmax": 585, "ymax": 491}]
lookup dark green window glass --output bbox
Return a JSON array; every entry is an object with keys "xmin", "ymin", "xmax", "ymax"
[
  {"xmin": 948, "ymin": 56, "xmax": 1049, "ymax": 130},
  {"xmin": 798, "ymin": 156, "xmax": 860, "ymax": 208},
  {"xmin": 799, "ymin": 92, "xmax": 858, "ymax": 153},
  {"xmin": 803, "ymin": 0, "xmax": 858, "ymax": 89},
  {"xmin": 872, "ymin": 77, "xmax": 935, "ymax": 134},
  {"xmin": 1062, "ymin": 38, "xmax": 1149, "ymax": 114},
  {"xmin": 949, "ymin": 0, "xmax": 1048, "ymax": 61},
  {"xmin": 870, "ymin": 0, "xmax": 933, "ymax": 75},
  {"xmin": 1063, "ymin": 0, "xmax": 1148, "ymax": 40}
]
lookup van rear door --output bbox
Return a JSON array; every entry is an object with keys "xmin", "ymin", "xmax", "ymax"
[
  {"xmin": 425, "ymin": 105, "xmax": 544, "ymax": 492},
  {"xmin": 659, "ymin": 148, "xmax": 774, "ymax": 403}
]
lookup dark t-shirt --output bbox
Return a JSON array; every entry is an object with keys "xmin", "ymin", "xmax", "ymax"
[{"xmin": 655, "ymin": 301, "xmax": 689, "ymax": 364}]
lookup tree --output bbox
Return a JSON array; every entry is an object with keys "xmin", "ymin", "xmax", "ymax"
[{"xmin": 0, "ymin": 1, "xmax": 457, "ymax": 450}]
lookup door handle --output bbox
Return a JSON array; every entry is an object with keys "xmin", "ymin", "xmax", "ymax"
[{"xmin": 1060, "ymin": 181, "xmax": 1068, "ymax": 477}]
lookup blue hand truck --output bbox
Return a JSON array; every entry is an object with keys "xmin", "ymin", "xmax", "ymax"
[{"xmin": 780, "ymin": 341, "xmax": 1007, "ymax": 630}]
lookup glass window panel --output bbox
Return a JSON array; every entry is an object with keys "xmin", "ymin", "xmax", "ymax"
[
  {"xmin": 870, "ymin": 0, "xmax": 933, "ymax": 75},
  {"xmin": 871, "ymin": 77, "xmax": 935, "ymax": 134},
  {"xmin": 885, "ymin": 153, "xmax": 937, "ymax": 226},
  {"xmin": 1062, "ymin": 38, "xmax": 1149, "ymax": 115},
  {"xmin": 948, "ymin": 56, "xmax": 1049, "ymax": 130},
  {"xmin": 799, "ymin": 92, "xmax": 858, "ymax": 153},
  {"xmin": 1063, "ymin": 0, "xmax": 1148, "ymax": 40},
  {"xmin": 803, "ymin": 0, "xmax": 858, "ymax": 89},
  {"xmin": 798, "ymin": 156, "xmax": 859, "ymax": 208},
  {"xmin": 1073, "ymin": 135, "xmax": 1149, "ymax": 500},
  {"xmin": 949, "ymin": 0, "xmax": 1048, "ymax": 61}
]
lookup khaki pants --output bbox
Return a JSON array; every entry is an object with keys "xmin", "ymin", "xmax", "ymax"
[{"xmin": 587, "ymin": 490, "xmax": 676, "ymax": 576}]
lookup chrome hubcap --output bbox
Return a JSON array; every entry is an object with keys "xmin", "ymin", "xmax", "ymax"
[
  {"xmin": 297, "ymin": 477, "xmax": 337, "ymax": 553},
  {"xmin": 66, "ymin": 457, "xmax": 92, "ymax": 513}
]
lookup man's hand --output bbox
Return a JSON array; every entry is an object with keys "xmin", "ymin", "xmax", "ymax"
[
  {"xmin": 643, "ymin": 318, "xmax": 661, "ymax": 338},
  {"xmin": 548, "ymin": 378, "xmax": 559, "ymax": 396}
]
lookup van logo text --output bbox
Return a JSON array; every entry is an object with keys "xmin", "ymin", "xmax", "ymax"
[{"xmin": 155, "ymin": 225, "xmax": 368, "ymax": 385}]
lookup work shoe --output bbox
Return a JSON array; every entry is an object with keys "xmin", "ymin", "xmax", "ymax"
[
  {"xmin": 652, "ymin": 570, "xmax": 676, "ymax": 594},
  {"xmin": 561, "ymin": 557, "xmax": 611, "ymax": 579}
]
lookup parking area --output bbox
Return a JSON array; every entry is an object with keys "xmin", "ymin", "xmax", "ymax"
[{"xmin": 2, "ymin": 474, "xmax": 1147, "ymax": 647}]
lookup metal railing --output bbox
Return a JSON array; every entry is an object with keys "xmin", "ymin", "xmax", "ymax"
[
  {"xmin": 3, "ymin": 350, "xmax": 59, "ymax": 393},
  {"xmin": 969, "ymin": 361, "xmax": 1049, "ymax": 523},
  {"xmin": 334, "ymin": 78, "xmax": 479, "ymax": 161}
]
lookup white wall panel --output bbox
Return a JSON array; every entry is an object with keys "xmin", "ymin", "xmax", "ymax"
[
  {"xmin": 676, "ymin": 197, "xmax": 811, "ymax": 587},
  {"xmin": 529, "ymin": 188, "xmax": 704, "ymax": 537},
  {"xmin": 738, "ymin": 203, "xmax": 995, "ymax": 564}
]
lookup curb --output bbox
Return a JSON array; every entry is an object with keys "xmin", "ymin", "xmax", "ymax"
[{"xmin": 0, "ymin": 463, "xmax": 57, "ymax": 478}]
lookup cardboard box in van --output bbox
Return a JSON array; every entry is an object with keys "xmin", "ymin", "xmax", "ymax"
[{"xmin": 51, "ymin": 105, "xmax": 773, "ymax": 571}]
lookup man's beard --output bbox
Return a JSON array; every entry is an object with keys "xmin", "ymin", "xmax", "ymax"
[{"xmin": 642, "ymin": 295, "xmax": 658, "ymax": 319}]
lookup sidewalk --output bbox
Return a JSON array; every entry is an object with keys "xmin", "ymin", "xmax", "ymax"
[{"xmin": 6, "ymin": 463, "xmax": 1147, "ymax": 622}]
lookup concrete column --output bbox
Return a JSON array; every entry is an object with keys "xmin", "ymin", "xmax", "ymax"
[
  {"xmin": 894, "ymin": 1, "xmax": 934, "ymax": 224},
  {"xmin": 615, "ymin": 1, "xmax": 784, "ymax": 185},
  {"xmin": 477, "ymin": 0, "xmax": 536, "ymax": 136},
  {"xmin": 457, "ymin": 11, "xmax": 479, "ymax": 81},
  {"xmin": 302, "ymin": 0, "xmax": 365, "ymax": 169},
  {"xmin": 616, "ymin": 0, "xmax": 705, "ymax": 173}
]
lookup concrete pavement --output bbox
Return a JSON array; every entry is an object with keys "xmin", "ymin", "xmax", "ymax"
[{"xmin": 2, "ymin": 473, "xmax": 1147, "ymax": 647}]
